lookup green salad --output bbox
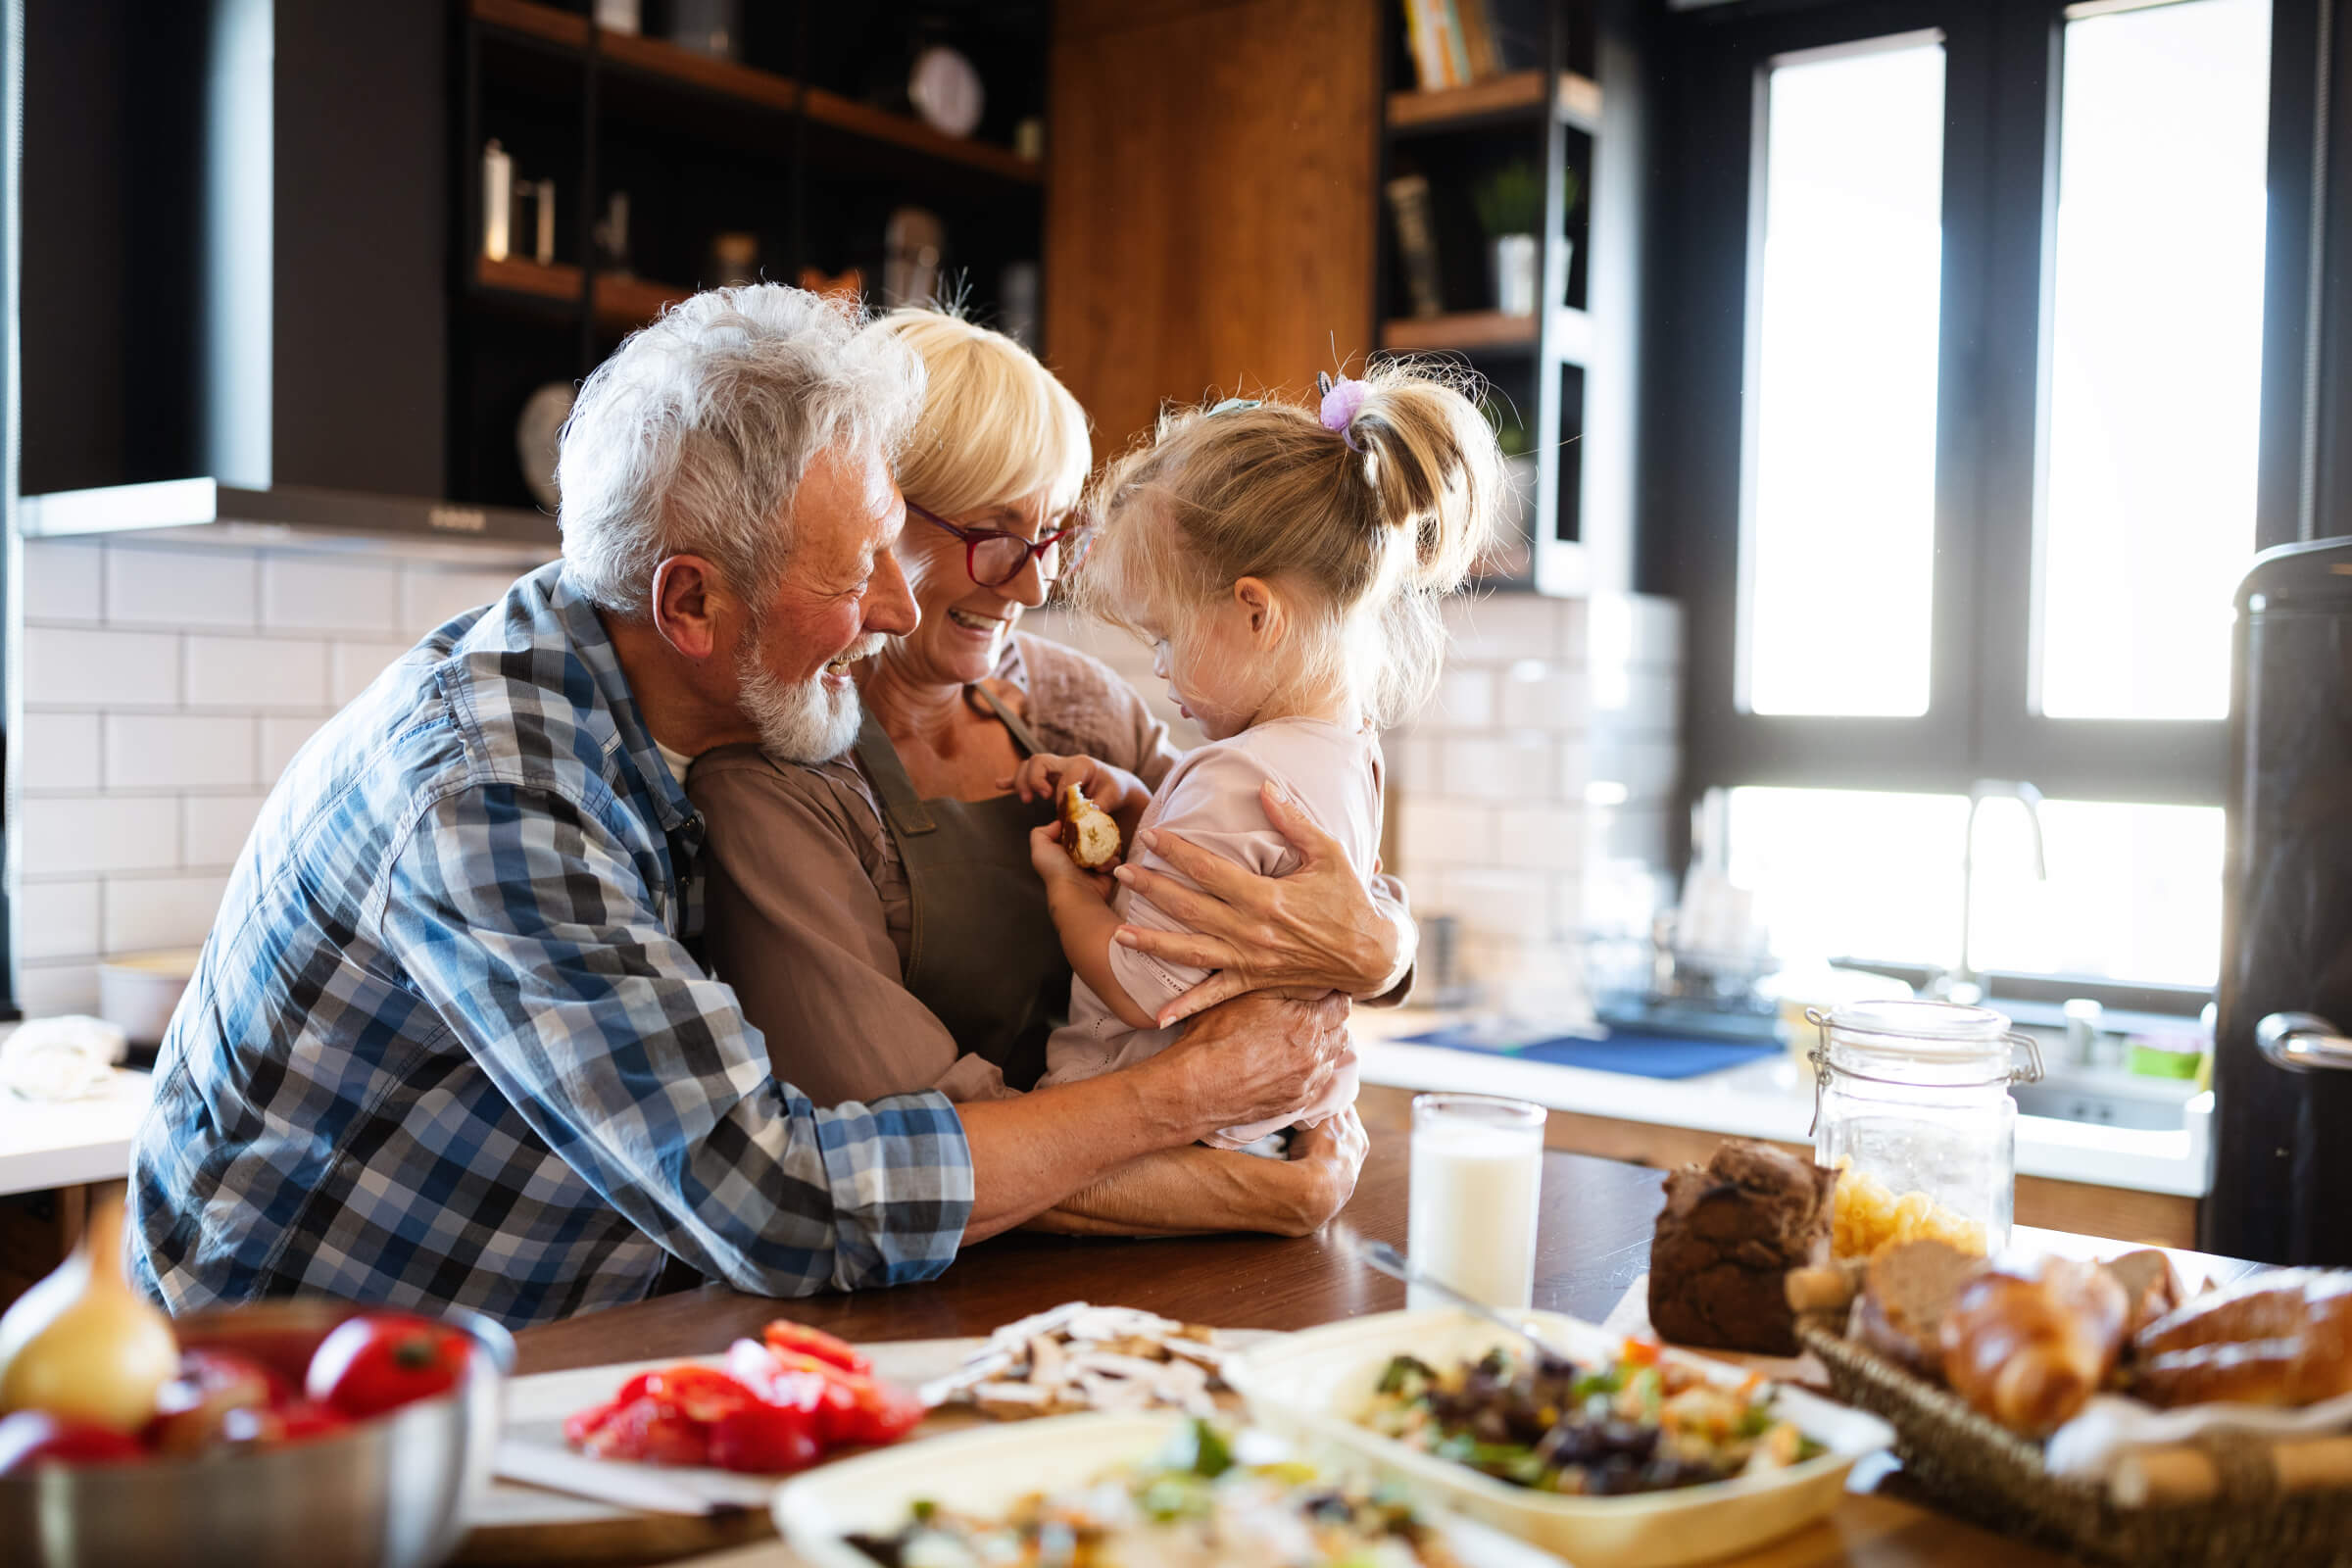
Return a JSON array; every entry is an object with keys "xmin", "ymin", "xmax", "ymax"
[{"xmin": 1359, "ymin": 1342, "xmax": 1821, "ymax": 1497}]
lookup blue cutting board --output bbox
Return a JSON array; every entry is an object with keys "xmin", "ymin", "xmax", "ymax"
[{"xmin": 1401, "ymin": 1023, "xmax": 1782, "ymax": 1080}]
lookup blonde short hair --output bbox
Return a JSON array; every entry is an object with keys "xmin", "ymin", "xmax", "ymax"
[
  {"xmin": 871, "ymin": 310, "xmax": 1092, "ymax": 520},
  {"xmin": 1077, "ymin": 364, "xmax": 1501, "ymax": 729}
]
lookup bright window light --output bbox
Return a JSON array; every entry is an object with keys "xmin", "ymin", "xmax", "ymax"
[
  {"xmin": 2038, "ymin": 0, "xmax": 2271, "ymax": 719},
  {"xmin": 1743, "ymin": 35, "xmax": 1945, "ymax": 716},
  {"xmin": 1727, "ymin": 787, "xmax": 2222, "ymax": 986}
]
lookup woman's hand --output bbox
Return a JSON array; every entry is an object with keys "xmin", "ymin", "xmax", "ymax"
[
  {"xmin": 1112, "ymin": 781, "xmax": 1408, "ymax": 1026},
  {"xmin": 1017, "ymin": 1106, "xmax": 1369, "ymax": 1239},
  {"xmin": 1005, "ymin": 752, "xmax": 1150, "ymax": 817},
  {"xmin": 1278, "ymin": 1107, "xmax": 1370, "ymax": 1234}
]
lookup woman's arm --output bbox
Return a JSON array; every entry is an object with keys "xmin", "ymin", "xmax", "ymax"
[
  {"xmin": 1023, "ymin": 1109, "xmax": 1369, "ymax": 1238},
  {"xmin": 1111, "ymin": 780, "xmax": 1417, "ymax": 1027}
]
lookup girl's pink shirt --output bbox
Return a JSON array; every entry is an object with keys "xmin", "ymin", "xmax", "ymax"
[{"xmin": 1037, "ymin": 714, "xmax": 1381, "ymax": 1147}]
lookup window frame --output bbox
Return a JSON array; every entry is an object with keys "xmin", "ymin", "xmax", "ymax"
[{"xmin": 1664, "ymin": 0, "xmax": 2324, "ymax": 813}]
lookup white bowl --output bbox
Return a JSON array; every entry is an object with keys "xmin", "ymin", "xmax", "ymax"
[
  {"xmin": 97, "ymin": 948, "xmax": 202, "ymax": 1045},
  {"xmin": 772, "ymin": 1410, "xmax": 1567, "ymax": 1568},
  {"xmin": 1224, "ymin": 1309, "xmax": 1895, "ymax": 1568}
]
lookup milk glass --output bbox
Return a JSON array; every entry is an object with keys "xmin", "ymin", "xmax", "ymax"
[{"xmin": 1406, "ymin": 1093, "xmax": 1546, "ymax": 1310}]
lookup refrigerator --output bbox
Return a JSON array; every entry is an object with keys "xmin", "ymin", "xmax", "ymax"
[{"xmin": 2203, "ymin": 536, "xmax": 2352, "ymax": 1263}]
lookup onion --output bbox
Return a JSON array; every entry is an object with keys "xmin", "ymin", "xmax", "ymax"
[{"xmin": 0, "ymin": 1197, "xmax": 179, "ymax": 1432}]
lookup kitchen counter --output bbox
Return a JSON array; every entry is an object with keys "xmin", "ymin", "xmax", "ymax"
[
  {"xmin": 0, "ymin": 1068, "xmax": 151, "ymax": 1198},
  {"xmin": 1350, "ymin": 1010, "xmax": 2209, "ymax": 1246},
  {"xmin": 507, "ymin": 1138, "xmax": 2258, "ymax": 1568}
]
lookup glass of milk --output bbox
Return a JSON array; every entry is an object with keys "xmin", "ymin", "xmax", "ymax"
[{"xmin": 1406, "ymin": 1093, "xmax": 1546, "ymax": 1310}]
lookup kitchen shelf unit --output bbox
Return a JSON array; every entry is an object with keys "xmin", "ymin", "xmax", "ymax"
[
  {"xmin": 450, "ymin": 0, "xmax": 1049, "ymax": 511},
  {"xmin": 1372, "ymin": 0, "xmax": 1642, "ymax": 599}
]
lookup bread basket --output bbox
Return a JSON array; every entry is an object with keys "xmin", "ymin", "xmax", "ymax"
[{"xmin": 1798, "ymin": 1323, "xmax": 2352, "ymax": 1566}]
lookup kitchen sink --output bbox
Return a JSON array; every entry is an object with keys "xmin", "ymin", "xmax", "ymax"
[{"xmin": 2011, "ymin": 1066, "xmax": 2196, "ymax": 1131}]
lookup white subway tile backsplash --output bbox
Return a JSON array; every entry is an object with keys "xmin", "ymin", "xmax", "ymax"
[
  {"xmin": 23, "ymin": 540, "xmax": 104, "ymax": 623},
  {"xmin": 1429, "ymin": 867, "xmax": 1554, "ymax": 940},
  {"xmin": 329, "ymin": 639, "xmax": 418, "ymax": 707},
  {"xmin": 260, "ymin": 715, "xmax": 325, "ymax": 780},
  {"xmin": 1387, "ymin": 735, "xmax": 1439, "ymax": 795},
  {"xmin": 1588, "ymin": 736, "xmax": 1680, "ymax": 803},
  {"xmin": 1397, "ymin": 800, "xmax": 1496, "ymax": 872},
  {"xmin": 107, "ymin": 544, "xmax": 258, "ymax": 629},
  {"xmin": 1588, "ymin": 669, "xmax": 1680, "ymax": 733},
  {"xmin": 19, "ymin": 796, "xmax": 177, "ymax": 877},
  {"xmin": 1443, "ymin": 593, "xmax": 1571, "ymax": 663},
  {"xmin": 1497, "ymin": 662, "xmax": 1589, "ymax": 730},
  {"xmin": 1585, "ymin": 592, "xmax": 1682, "ymax": 670},
  {"xmin": 1421, "ymin": 666, "xmax": 1495, "ymax": 731},
  {"xmin": 17, "ymin": 712, "xmax": 103, "ymax": 792},
  {"xmin": 399, "ymin": 565, "xmax": 525, "ymax": 632},
  {"xmin": 104, "ymin": 713, "xmax": 257, "ymax": 791},
  {"xmin": 1497, "ymin": 805, "xmax": 1584, "ymax": 872},
  {"xmin": 15, "ymin": 880, "xmax": 101, "ymax": 962},
  {"xmin": 18, "ymin": 962, "xmax": 99, "ymax": 1018},
  {"xmin": 261, "ymin": 555, "xmax": 402, "ymax": 634},
  {"xmin": 1439, "ymin": 735, "xmax": 1556, "ymax": 801},
  {"xmin": 183, "ymin": 793, "xmax": 269, "ymax": 868},
  {"xmin": 184, "ymin": 634, "xmax": 332, "ymax": 710},
  {"xmin": 103, "ymin": 872, "xmax": 230, "ymax": 954},
  {"xmin": 24, "ymin": 625, "xmax": 180, "ymax": 708}
]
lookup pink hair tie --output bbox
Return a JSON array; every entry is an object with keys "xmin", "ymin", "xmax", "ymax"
[{"xmin": 1317, "ymin": 372, "xmax": 1369, "ymax": 453}]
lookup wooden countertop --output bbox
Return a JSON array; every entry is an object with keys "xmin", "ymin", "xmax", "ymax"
[{"xmin": 514, "ymin": 1138, "xmax": 2255, "ymax": 1567}]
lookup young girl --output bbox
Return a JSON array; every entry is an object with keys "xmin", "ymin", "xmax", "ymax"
[{"xmin": 1014, "ymin": 365, "xmax": 1504, "ymax": 1147}]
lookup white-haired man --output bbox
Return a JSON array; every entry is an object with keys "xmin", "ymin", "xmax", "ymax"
[{"xmin": 129, "ymin": 287, "xmax": 1355, "ymax": 1327}]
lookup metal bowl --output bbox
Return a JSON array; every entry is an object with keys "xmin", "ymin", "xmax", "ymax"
[{"xmin": 0, "ymin": 1298, "xmax": 514, "ymax": 1568}]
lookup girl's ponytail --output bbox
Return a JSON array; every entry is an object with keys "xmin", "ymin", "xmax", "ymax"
[{"xmin": 1327, "ymin": 369, "xmax": 1501, "ymax": 594}]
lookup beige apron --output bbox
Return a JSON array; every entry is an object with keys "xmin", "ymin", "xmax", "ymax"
[{"xmin": 852, "ymin": 686, "xmax": 1066, "ymax": 1093}]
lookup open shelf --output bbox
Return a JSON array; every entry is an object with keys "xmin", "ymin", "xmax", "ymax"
[
  {"xmin": 1387, "ymin": 69, "xmax": 1601, "ymax": 136},
  {"xmin": 468, "ymin": 0, "xmax": 1043, "ymax": 184},
  {"xmin": 1380, "ymin": 311, "xmax": 1541, "ymax": 354},
  {"xmin": 474, "ymin": 256, "xmax": 689, "ymax": 332}
]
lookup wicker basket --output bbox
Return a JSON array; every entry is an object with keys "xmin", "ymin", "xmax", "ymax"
[{"xmin": 1799, "ymin": 1324, "xmax": 2352, "ymax": 1566}]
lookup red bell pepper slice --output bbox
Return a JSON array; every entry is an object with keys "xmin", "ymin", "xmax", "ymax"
[{"xmin": 760, "ymin": 1319, "xmax": 870, "ymax": 1376}]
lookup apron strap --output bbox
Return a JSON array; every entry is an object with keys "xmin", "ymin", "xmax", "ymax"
[
  {"xmin": 853, "ymin": 708, "xmax": 938, "ymax": 836},
  {"xmin": 967, "ymin": 681, "xmax": 1050, "ymax": 759}
]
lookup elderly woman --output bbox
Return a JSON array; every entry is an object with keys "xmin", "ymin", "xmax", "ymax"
[{"xmin": 689, "ymin": 311, "xmax": 1411, "ymax": 1237}]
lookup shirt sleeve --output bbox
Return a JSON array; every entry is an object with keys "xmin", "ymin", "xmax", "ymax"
[
  {"xmin": 1105, "ymin": 749, "xmax": 1302, "ymax": 1011},
  {"xmin": 376, "ymin": 778, "xmax": 974, "ymax": 1298},
  {"xmin": 689, "ymin": 758, "xmax": 1010, "ymax": 1106}
]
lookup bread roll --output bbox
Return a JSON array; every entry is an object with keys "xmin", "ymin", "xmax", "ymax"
[
  {"xmin": 2102, "ymin": 1250, "xmax": 2184, "ymax": 1344},
  {"xmin": 2131, "ymin": 1268, "xmax": 2352, "ymax": 1408},
  {"xmin": 1058, "ymin": 782, "xmax": 1122, "ymax": 870},
  {"xmin": 1939, "ymin": 1256, "xmax": 2127, "ymax": 1437}
]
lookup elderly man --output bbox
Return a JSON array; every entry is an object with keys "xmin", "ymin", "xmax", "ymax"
[{"xmin": 129, "ymin": 287, "xmax": 1357, "ymax": 1327}]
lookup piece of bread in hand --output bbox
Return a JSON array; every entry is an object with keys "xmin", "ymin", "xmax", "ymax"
[
  {"xmin": 1939, "ymin": 1255, "xmax": 2128, "ymax": 1437},
  {"xmin": 1058, "ymin": 781, "xmax": 1122, "ymax": 870}
]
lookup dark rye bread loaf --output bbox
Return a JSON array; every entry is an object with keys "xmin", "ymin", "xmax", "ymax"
[{"xmin": 1647, "ymin": 1140, "xmax": 1837, "ymax": 1355}]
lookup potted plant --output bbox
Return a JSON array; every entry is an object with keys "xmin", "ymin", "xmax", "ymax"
[{"xmin": 1472, "ymin": 161, "xmax": 1543, "ymax": 316}]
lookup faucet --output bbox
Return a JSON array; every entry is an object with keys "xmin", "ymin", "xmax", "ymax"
[{"xmin": 1938, "ymin": 779, "xmax": 2047, "ymax": 1003}]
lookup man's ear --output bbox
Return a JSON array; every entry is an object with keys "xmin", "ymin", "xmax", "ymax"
[
  {"xmin": 1232, "ymin": 575, "xmax": 1282, "ymax": 641},
  {"xmin": 651, "ymin": 556, "xmax": 726, "ymax": 662}
]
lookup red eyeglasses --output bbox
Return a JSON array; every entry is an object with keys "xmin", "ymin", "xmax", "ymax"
[{"xmin": 906, "ymin": 498, "xmax": 1090, "ymax": 588}]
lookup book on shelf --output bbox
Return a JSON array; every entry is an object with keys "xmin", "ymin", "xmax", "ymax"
[
  {"xmin": 1400, "ymin": 0, "xmax": 1510, "ymax": 92},
  {"xmin": 1385, "ymin": 173, "xmax": 1445, "ymax": 318}
]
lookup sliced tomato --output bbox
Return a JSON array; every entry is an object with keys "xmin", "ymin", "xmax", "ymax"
[
  {"xmin": 639, "ymin": 1364, "xmax": 758, "ymax": 1425},
  {"xmin": 570, "ymin": 1394, "xmax": 710, "ymax": 1467},
  {"xmin": 825, "ymin": 1369, "xmax": 925, "ymax": 1448},
  {"xmin": 706, "ymin": 1400, "xmax": 820, "ymax": 1474},
  {"xmin": 760, "ymin": 1320, "xmax": 870, "ymax": 1376}
]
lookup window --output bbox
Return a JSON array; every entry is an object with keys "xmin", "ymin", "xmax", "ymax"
[
  {"xmin": 1744, "ymin": 36, "xmax": 1945, "ymax": 717},
  {"xmin": 1669, "ymin": 0, "xmax": 2288, "ymax": 997}
]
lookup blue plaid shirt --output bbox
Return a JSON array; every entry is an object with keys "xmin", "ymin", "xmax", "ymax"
[{"xmin": 129, "ymin": 563, "xmax": 973, "ymax": 1328}]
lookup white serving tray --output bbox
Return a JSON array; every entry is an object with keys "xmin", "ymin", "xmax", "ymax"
[
  {"xmin": 1224, "ymin": 1308, "xmax": 1896, "ymax": 1568},
  {"xmin": 772, "ymin": 1409, "xmax": 1568, "ymax": 1568}
]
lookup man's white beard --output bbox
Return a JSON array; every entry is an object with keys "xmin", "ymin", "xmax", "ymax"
[{"xmin": 737, "ymin": 634, "xmax": 878, "ymax": 764}]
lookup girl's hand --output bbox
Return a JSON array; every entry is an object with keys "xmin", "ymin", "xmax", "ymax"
[
  {"xmin": 1029, "ymin": 820, "xmax": 1116, "ymax": 902},
  {"xmin": 1112, "ymin": 780, "xmax": 1406, "ymax": 1026},
  {"xmin": 1006, "ymin": 752, "xmax": 1147, "ymax": 816}
]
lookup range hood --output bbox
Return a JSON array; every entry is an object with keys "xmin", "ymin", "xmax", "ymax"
[{"xmin": 21, "ymin": 1, "xmax": 555, "ymax": 556}]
